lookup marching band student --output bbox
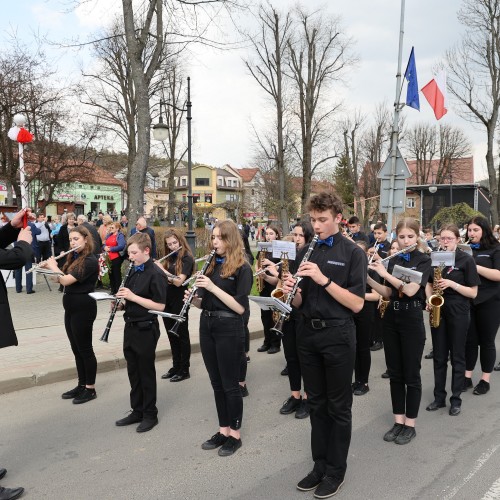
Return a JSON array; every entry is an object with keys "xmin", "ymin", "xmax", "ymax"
[
  {"xmin": 368, "ymin": 218, "xmax": 431, "ymax": 445},
  {"xmin": 256, "ymin": 225, "xmax": 282, "ymax": 354},
  {"xmin": 157, "ymin": 229, "xmax": 195, "ymax": 382},
  {"xmin": 114, "ymin": 233, "xmax": 167, "ymax": 433},
  {"xmin": 464, "ymin": 217, "xmax": 500, "ymax": 395},
  {"xmin": 283, "ymin": 192, "xmax": 366, "ymax": 499},
  {"xmin": 424, "ymin": 224, "xmax": 479, "ymax": 416},
  {"xmin": 189, "ymin": 220, "xmax": 252, "ymax": 457},
  {"xmin": 42, "ymin": 226, "xmax": 99, "ymax": 404},
  {"xmin": 347, "ymin": 216, "xmax": 370, "ymax": 244},
  {"xmin": 371, "ymin": 222, "xmax": 390, "ymax": 260},
  {"xmin": 279, "ymin": 220, "xmax": 314, "ymax": 419}
]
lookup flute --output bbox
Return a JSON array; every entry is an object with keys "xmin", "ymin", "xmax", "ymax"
[
  {"xmin": 155, "ymin": 247, "xmax": 183, "ymax": 265},
  {"xmin": 27, "ymin": 245, "xmax": 82, "ymax": 274},
  {"xmin": 368, "ymin": 239, "xmax": 381, "ymax": 265},
  {"xmin": 376, "ymin": 243, "xmax": 417, "ymax": 264},
  {"xmin": 253, "ymin": 261, "xmax": 283, "ymax": 277},
  {"xmin": 100, "ymin": 261, "xmax": 134, "ymax": 343}
]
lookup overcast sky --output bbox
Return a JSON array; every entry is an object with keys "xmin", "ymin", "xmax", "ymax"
[{"xmin": 0, "ymin": 0, "xmax": 488, "ymax": 180}]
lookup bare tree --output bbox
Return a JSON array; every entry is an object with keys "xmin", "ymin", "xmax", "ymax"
[
  {"xmin": 442, "ymin": 0, "xmax": 500, "ymax": 223},
  {"xmin": 403, "ymin": 123, "xmax": 438, "ymax": 184},
  {"xmin": 287, "ymin": 7, "xmax": 356, "ymax": 213},
  {"xmin": 244, "ymin": 2, "xmax": 293, "ymax": 234},
  {"xmin": 437, "ymin": 124, "xmax": 471, "ymax": 183}
]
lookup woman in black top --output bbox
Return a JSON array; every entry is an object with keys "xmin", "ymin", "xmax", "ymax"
[
  {"xmin": 157, "ymin": 229, "xmax": 195, "ymax": 382},
  {"xmin": 464, "ymin": 216, "xmax": 500, "ymax": 394},
  {"xmin": 368, "ymin": 218, "xmax": 432, "ymax": 445},
  {"xmin": 42, "ymin": 225, "xmax": 99, "ymax": 404},
  {"xmin": 189, "ymin": 219, "xmax": 253, "ymax": 457},
  {"xmin": 424, "ymin": 224, "xmax": 480, "ymax": 415}
]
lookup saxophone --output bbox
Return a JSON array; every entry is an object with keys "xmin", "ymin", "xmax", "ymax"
[
  {"xmin": 256, "ymin": 246, "xmax": 268, "ymax": 293},
  {"xmin": 428, "ymin": 265, "xmax": 445, "ymax": 328},
  {"xmin": 271, "ymin": 252, "xmax": 288, "ymax": 322}
]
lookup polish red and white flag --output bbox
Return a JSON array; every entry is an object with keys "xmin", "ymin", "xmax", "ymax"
[{"xmin": 421, "ymin": 72, "xmax": 448, "ymax": 120}]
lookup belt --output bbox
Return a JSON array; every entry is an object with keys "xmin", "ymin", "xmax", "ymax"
[
  {"xmin": 202, "ymin": 310, "xmax": 240, "ymax": 319},
  {"xmin": 391, "ymin": 300, "xmax": 422, "ymax": 311},
  {"xmin": 304, "ymin": 317, "xmax": 350, "ymax": 330}
]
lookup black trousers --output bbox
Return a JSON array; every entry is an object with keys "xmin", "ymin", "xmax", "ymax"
[
  {"xmin": 200, "ymin": 313, "xmax": 245, "ymax": 430},
  {"xmin": 239, "ymin": 319, "xmax": 250, "ymax": 383},
  {"xmin": 63, "ymin": 294, "xmax": 97, "ymax": 386},
  {"xmin": 371, "ymin": 313, "xmax": 384, "ymax": 344},
  {"xmin": 163, "ymin": 311, "xmax": 191, "ymax": 375},
  {"xmin": 383, "ymin": 307, "xmax": 425, "ymax": 419},
  {"xmin": 123, "ymin": 320, "xmax": 160, "ymax": 419},
  {"xmin": 465, "ymin": 296, "xmax": 500, "ymax": 373},
  {"xmin": 38, "ymin": 240, "xmax": 51, "ymax": 261},
  {"xmin": 297, "ymin": 317, "xmax": 355, "ymax": 481},
  {"xmin": 261, "ymin": 309, "xmax": 281, "ymax": 349},
  {"xmin": 109, "ymin": 256, "xmax": 123, "ymax": 295},
  {"xmin": 353, "ymin": 302, "xmax": 375, "ymax": 384},
  {"xmin": 282, "ymin": 315, "xmax": 302, "ymax": 392},
  {"xmin": 431, "ymin": 302, "xmax": 469, "ymax": 407}
]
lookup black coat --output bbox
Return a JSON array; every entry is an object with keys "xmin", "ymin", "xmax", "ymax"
[{"xmin": 0, "ymin": 223, "xmax": 33, "ymax": 348}]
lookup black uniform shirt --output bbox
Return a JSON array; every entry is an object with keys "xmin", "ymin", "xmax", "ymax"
[
  {"xmin": 200, "ymin": 261, "xmax": 253, "ymax": 314},
  {"xmin": 427, "ymin": 249, "xmax": 480, "ymax": 307},
  {"xmin": 387, "ymin": 249, "xmax": 432, "ymax": 302},
  {"xmin": 165, "ymin": 254, "xmax": 195, "ymax": 312},
  {"xmin": 66, "ymin": 255, "xmax": 99, "ymax": 294},
  {"xmin": 123, "ymin": 258, "xmax": 167, "ymax": 323},
  {"xmin": 352, "ymin": 231, "xmax": 370, "ymax": 245},
  {"xmin": 298, "ymin": 232, "xmax": 366, "ymax": 320},
  {"xmin": 374, "ymin": 239, "xmax": 390, "ymax": 260},
  {"xmin": 472, "ymin": 244, "xmax": 500, "ymax": 304}
]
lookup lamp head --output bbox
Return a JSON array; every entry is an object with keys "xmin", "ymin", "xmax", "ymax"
[
  {"xmin": 429, "ymin": 185, "xmax": 437, "ymax": 194},
  {"xmin": 152, "ymin": 122, "xmax": 169, "ymax": 142}
]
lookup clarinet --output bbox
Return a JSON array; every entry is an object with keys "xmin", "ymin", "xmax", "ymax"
[
  {"xmin": 100, "ymin": 261, "xmax": 134, "ymax": 342},
  {"xmin": 168, "ymin": 250, "xmax": 216, "ymax": 337},
  {"xmin": 270, "ymin": 234, "xmax": 319, "ymax": 336}
]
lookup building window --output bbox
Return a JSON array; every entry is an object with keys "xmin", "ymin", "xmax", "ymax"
[
  {"xmin": 251, "ymin": 189, "xmax": 255, "ymax": 195},
  {"xmin": 161, "ymin": 180, "xmax": 166, "ymax": 188},
  {"xmin": 181, "ymin": 178, "xmax": 187, "ymax": 186},
  {"xmin": 205, "ymin": 193, "xmax": 213, "ymax": 203},
  {"xmin": 195, "ymin": 178, "xmax": 210, "ymax": 186},
  {"xmin": 226, "ymin": 194, "xmax": 238, "ymax": 202},
  {"xmin": 406, "ymin": 197, "xmax": 416, "ymax": 209},
  {"xmin": 193, "ymin": 193, "xmax": 200, "ymax": 203},
  {"xmin": 218, "ymin": 178, "xmax": 223, "ymax": 186}
]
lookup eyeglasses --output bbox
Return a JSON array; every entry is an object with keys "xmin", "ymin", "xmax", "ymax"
[{"xmin": 439, "ymin": 236, "xmax": 457, "ymax": 241}]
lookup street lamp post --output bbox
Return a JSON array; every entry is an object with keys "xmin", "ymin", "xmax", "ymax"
[{"xmin": 152, "ymin": 77, "xmax": 196, "ymax": 255}]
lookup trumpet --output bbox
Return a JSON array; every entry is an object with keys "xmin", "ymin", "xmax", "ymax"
[
  {"xmin": 27, "ymin": 245, "xmax": 83, "ymax": 274},
  {"xmin": 253, "ymin": 261, "xmax": 282, "ymax": 277}
]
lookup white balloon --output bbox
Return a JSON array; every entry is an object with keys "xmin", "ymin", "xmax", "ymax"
[
  {"xmin": 13, "ymin": 114, "xmax": 27, "ymax": 127},
  {"xmin": 7, "ymin": 126, "xmax": 20, "ymax": 141}
]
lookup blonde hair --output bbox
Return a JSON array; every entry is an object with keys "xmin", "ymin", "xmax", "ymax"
[
  {"xmin": 395, "ymin": 218, "xmax": 428, "ymax": 253},
  {"xmin": 207, "ymin": 219, "xmax": 246, "ymax": 278}
]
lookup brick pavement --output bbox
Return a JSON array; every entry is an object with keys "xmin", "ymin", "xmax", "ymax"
[{"xmin": 0, "ymin": 284, "xmax": 264, "ymax": 394}]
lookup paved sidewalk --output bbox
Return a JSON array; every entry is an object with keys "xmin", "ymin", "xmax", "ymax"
[{"xmin": 0, "ymin": 285, "xmax": 264, "ymax": 394}]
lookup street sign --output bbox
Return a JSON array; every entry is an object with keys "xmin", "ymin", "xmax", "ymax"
[
  {"xmin": 377, "ymin": 147, "xmax": 412, "ymax": 179},
  {"xmin": 379, "ymin": 178, "xmax": 406, "ymax": 213}
]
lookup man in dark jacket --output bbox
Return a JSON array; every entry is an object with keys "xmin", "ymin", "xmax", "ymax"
[
  {"xmin": 0, "ymin": 208, "xmax": 32, "ymax": 500},
  {"xmin": 77, "ymin": 215, "xmax": 102, "ymax": 256}
]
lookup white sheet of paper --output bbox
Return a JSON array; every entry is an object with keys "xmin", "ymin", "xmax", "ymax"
[
  {"xmin": 249, "ymin": 296, "xmax": 292, "ymax": 314},
  {"xmin": 430, "ymin": 251, "xmax": 456, "ymax": 267},
  {"xmin": 272, "ymin": 240, "xmax": 296, "ymax": 260},
  {"xmin": 392, "ymin": 265, "xmax": 423, "ymax": 284},
  {"xmin": 88, "ymin": 292, "xmax": 116, "ymax": 301}
]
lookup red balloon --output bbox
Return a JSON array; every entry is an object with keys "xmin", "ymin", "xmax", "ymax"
[{"xmin": 17, "ymin": 127, "xmax": 33, "ymax": 144}]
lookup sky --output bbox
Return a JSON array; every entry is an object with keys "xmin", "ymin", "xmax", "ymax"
[{"xmin": 0, "ymin": 0, "xmax": 488, "ymax": 180}]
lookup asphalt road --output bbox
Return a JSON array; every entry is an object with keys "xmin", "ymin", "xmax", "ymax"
[{"xmin": 1, "ymin": 337, "xmax": 500, "ymax": 500}]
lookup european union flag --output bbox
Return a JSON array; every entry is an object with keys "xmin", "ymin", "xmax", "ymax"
[{"xmin": 404, "ymin": 47, "xmax": 420, "ymax": 111}]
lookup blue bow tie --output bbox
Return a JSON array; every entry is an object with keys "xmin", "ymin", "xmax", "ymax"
[
  {"xmin": 400, "ymin": 253, "xmax": 411, "ymax": 262},
  {"xmin": 379, "ymin": 243, "xmax": 385, "ymax": 248},
  {"xmin": 353, "ymin": 233, "xmax": 359, "ymax": 237},
  {"xmin": 134, "ymin": 264, "xmax": 145, "ymax": 272},
  {"xmin": 317, "ymin": 236, "xmax": 334, "ymax": 247},
  {"xmin": 73, "ymin": 251, "xmax": 79, "ymax": 259},
  {"xmin": 215, "ymin": 256, "xmax": 225, "ymax": 264},
  {"xmin": 470, "ymin": 243, "xmax": 480, "ymax": 249}
]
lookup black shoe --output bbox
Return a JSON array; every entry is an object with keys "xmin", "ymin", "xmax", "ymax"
[
  {"xmin": 201, "ymin": 432, "xmax": 228, "ymax": 450},
  {"xmin": 115, "ymin": 412, "xmax": 143, "ymax": 426},
  {"xmin": 295, "ymin": 399, "xmax": 310, "ymax": 419},
  {"xmin": 353, "ymin": 384, "xmax": 369, "ymax": 396},
  {"xmin": 218, "ymin": 436, "xmax": 242, "ymax": 456},
  {"xmin": 161, "ymin": 369, "xmax": 176, "ymax": 380},
  {"xmin": 246, "ymin": 355, "xmax": 250, "ymax": 363},
  {"xmin": 73, "ymin": 388, "xmax": 96, "ymax": 404},
  {"xmin": 280, "ymin": 396, "xmax": 302, "ymax": 415},
  {"xmin": 136, "ymin": 418, "xmax": 158, "ymax": 433},
  {"xmin": 0, "ymin": 469, "xmax": 5, "ymax": 480},
  {"xmin": 394, "ymin": 425, "xmax": 416, "ymax": 445},
  {"xmin": 351, "ymin": 381, "xmax": 361, "ymax": 392},
  {"xmin": 494, "ymin": 362, "xmax": 500, "ymax": 371},
  {"xmin": 257, "ymin": 344, "xmax": 269, "ymax": 352},
  {"xmin": 170, "ymin": 373, "xmax": 190, "ymax": 382},
  {"xmin": 424, "ymin": 349, "xmax": 434, "ymax": 359},
  {"xmin": 370, "ymin": 341, "xmax": 383, "ymax": 351},
  {"xmin": 314, "ymin": 476, "xmax": 344, "ymax": 499},
  {"xmin": 267, "ymin": 346, "xmax": 281, "ymax": 354},
  {"xmin": 0, "ymin": 486, "xmax": 24, "ymax": 500},
  {"xmin": 61, "ymin": 385, "xmax": 85, "ymax": 400},
  {"xmin": 461, "ymin": 377, "xmax": 473, "ymax": 392},
  {"xmin": 281, "ymin": 366, "xmax": 288, "ymax": 376},
  {"xmin": 297, "ymin": 470, "xmax": 324, "ymax": 492},
  {"xmin": 26, "ymin": 290, "xmax": 35, "ymax": 294},
  {"xmin": 383, "ymin": 423, "xmax": 404, "ymax": 442},
  {"xmin": 240, "ymin": 384, "xmax": 249, "ymax": 397},
  {"xmin": 449, "ymin": 406, "xmax": 461, "ymax": 416},
  {"xmin": 426, "ymin": 400, "xmax": 446, "ymax": 411},
  {"xmin": 473, "ymin": 379, "xmax": 490, "ymax": 395},
  {"xmin": 381, "ymin": 370, "xmax": 390, "ymax": 379}
]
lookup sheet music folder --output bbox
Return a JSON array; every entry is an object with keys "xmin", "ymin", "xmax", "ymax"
[{"xmin": 249, "ymin": 296, "xmax": 292, "ymax": 314}]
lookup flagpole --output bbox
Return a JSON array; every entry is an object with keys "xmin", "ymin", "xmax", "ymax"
[{"xmin": 386, "ymin": 0, "xmax": 406, "ymax": 238}]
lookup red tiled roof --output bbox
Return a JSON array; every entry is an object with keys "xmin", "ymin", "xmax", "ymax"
[
  {"xmin": 237, "ymin": 168, "xmax": 259, "ymax": 182},
  {"xmin": 406, "ymin": 156, "xmax": 473, "ymax": 185}
]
